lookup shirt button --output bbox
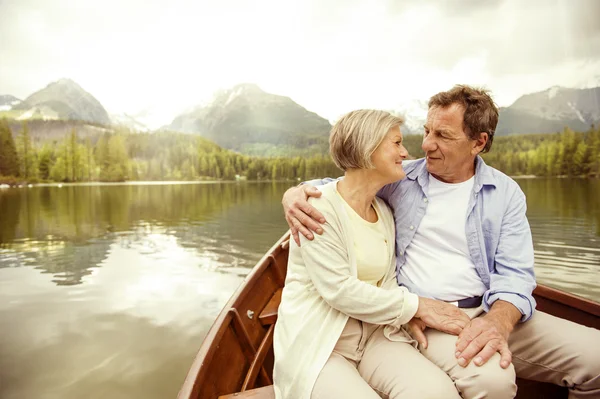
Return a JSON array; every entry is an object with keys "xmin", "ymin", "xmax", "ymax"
[
  {"xmin": 399, "ymin": 251, "xmax": 403, "ymax": 256},
  {"xmin": 409, "ymin": 225, "xmax": 414, "ymax": 230},
  {"xmin": 423, "ymin": 198, "xmax": 428, "ymax": 203}
]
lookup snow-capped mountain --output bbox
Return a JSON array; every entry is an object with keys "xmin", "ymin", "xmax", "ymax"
[
  {"xmin": 496, "ymin": 86, "xmax": 600, "ymax": 135},
  {"xmin": 392, "ymin": 86, "xmax": 600, "ymax": 136},
  {"xmin": 393, "ymin": 99, "xmax": 428, "ymax": 135},
  {"xmin": 13, "ymin": 78, "xmax": 111, "ymax": 125},
  {"xmin": 168, "ymin": 83, "xmax": 331, "ymax": 151},
  {"xmin": 109, "ymin": 112, "xmax": 150, "ymax": 132},
  {"xmin": 0, "ymin": 95, "xmax": 22, "ymax": 112}
]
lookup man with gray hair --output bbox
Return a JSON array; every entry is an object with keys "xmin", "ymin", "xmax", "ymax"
[{"xmin": 282, "ymin": 85, "xmax": 600, "ymax": 399}]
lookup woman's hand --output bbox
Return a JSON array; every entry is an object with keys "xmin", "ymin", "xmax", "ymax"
[
  {"xmin": 405, "ymin": 318, "xmax": 428, "ymax": 348},
  {"xmin": 415, "ymin": 297, "xmax": 470, "ymax": 336},
  {"xmin": 282, "ymin": 185, "xmax": 326, "ymax": 245}
]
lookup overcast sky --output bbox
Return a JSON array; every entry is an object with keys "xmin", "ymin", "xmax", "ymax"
[{"xmin": 1, "ymin": 0, "xmax": 599, "ymax": 123}]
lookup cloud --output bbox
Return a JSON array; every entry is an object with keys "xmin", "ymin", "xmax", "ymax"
[{"xmin": 0, "ymin": 0, "xmax": 598, "ymax": 121}]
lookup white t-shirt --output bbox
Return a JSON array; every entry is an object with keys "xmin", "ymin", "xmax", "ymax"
[{"xmin": 398, "ymin": 174, "xmax": 487, "ymax": 301}]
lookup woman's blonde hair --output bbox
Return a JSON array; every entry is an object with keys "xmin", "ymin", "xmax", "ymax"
[{"xmin": 329, "ymin": 109, "xmax": 405, "ymax": 171}]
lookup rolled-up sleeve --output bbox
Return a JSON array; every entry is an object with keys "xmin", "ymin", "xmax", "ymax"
[{"xmin": 482, "ymin": 188, "xmax": 537, "ymax": 321}]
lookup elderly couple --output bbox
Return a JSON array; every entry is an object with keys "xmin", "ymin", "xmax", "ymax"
[{"xmin": 272, "ymin": 85, "xmax": 600, "ymax": 399}]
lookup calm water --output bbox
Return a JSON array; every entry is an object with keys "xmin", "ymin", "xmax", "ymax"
[{"xmin": 0, "ymin": 179, "xmax": 599, "ymax": 399}]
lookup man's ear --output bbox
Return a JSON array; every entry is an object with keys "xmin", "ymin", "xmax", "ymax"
[{"xmin": 472, "ymin": 132, "xmax": 488, "ymax": 155}]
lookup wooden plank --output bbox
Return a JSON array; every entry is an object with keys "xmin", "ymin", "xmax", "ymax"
[
  {"xmin": 534, "ymin": 285, "xmax": 600, "ymax": 329},
  {"xmin": 242, "ymin": 324, "xmax": 275, "ymax": 391},
  {"xmin": 259, "ymin": 289, "xmax": 282, "ymax": 326},
  {"xmin": 534, "ymin": 285, "xmax": 600, "ymax": 316},
  {"xmin": 218, "ymin": 385, "xmax": 275, "ymax": 399},
  {"xmin": 178, "ymin": 234, "xmax": 290, "ymax": 399}
]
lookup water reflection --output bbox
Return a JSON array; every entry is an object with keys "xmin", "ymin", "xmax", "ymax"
[
  {"xmin": 517, "ymin": 178, "xmax": 600, "ymax": 300},
  {"xmin": 0, "ymin": 182, "xmax": 290, "ymax": 285},
  {"xmin": 0, "ymin": 179, "xmax": 598, "ymax": 399}
]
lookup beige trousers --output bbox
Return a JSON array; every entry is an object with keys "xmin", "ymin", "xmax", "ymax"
[
  {"xmin": 419, "ymin": 307, "xmax": 600, "ymax": 399},
  {"xmin": 312, "ymin": 310, "xmax": 600, "ymax": 399},
  {"xmin": 311, "ymin": 318, "xmax": 461, "ymax": 399}
]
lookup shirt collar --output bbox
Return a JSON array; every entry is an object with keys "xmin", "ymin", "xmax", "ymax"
[{"xmin": 406, "ymin": 155, "xmax": 497, "ymax": 190}]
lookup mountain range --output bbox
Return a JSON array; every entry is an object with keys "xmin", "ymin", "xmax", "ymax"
[
  {"xmin": 11, "ymin": 78, "xmax": 111, "ymax": 125},
  {"xmin": 168, "ymin": 83, "xmax": 332, "ymax": 151},
  {"xmin": 1, "ymin": 79, "xmax": 598, "ymax": 155},
  {"xmin": 496, "ymin": 86, "xmax": 600, "ymax": 135},
  {"xmin": 0, "ymin": 95, "xmax": 22, "ymax": 111}
]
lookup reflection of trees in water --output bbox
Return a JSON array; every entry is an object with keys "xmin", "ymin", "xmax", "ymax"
[
  {"xmin": 1, "ymin": 183, "xmax": 281, "ymax": 240},
  {"xmin": 518, "ymin": 178, "xmax": 600, "ymax": 236},
  {"xmin": 0, "ymin": 189, "xmax": 21, "ymax": 245},
  {"xmin": 0, "ymin": 182, "xmax": 294, "ymax": 285}
]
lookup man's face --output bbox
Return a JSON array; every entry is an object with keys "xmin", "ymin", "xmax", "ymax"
[{"xmin": 422, "ymin": 103, "xmax": 482, "ymax": 183}]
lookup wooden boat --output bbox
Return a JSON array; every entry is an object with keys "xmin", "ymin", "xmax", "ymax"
[{"xmin": 179, "ymin": 232, "xmax": 600, "ymax": 399}]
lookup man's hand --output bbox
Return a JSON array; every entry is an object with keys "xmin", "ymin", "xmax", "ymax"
[
  {"xmin": 455, "ymin": 300, "xmax": 521, "ymax": 369},
  {"xmin": 282, "ymin": 185, "xmax": 326, "ymax": 245},
  {"xmin": 415, "ymin": 297, "xmax": 471, "ymax": 336},
  {"xmin": 405, "ymin": 318, "xmax": 428, "ymax": 348}
]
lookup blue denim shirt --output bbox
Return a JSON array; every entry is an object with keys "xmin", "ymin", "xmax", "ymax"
[{"xmin": 309, "ymin": 156, "xmax": 537, "ymax": 321}]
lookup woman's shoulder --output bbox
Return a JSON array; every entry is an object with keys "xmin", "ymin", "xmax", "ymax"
[{"xmin": 306, "ymin": 181, "xmax": 344, "ymax": 223}]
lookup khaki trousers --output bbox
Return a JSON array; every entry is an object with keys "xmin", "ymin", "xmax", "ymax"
[
  {"xmin": 311, "ymin": 318, "xmax": 461, "ymax": 399},
  {"xmin": 419, "ymin": 308, "xmax": 600, "ymax": 399},
  {"xmin": 312, "ymin": 310, "xmax": 600, "ymax": 399}
]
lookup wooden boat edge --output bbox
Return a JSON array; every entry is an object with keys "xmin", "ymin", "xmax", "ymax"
[
  {"xmin": 179, "ymin": 231, "xmax": 600, "ymax": 398},
  {"xmin": 178, "ymin": 233, "xmax": 289, "ymax": 399}
]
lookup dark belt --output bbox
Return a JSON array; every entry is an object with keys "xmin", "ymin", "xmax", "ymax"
[{"xmin": 457, "ymin": 296, "xmax": 483, "ymax": 308}]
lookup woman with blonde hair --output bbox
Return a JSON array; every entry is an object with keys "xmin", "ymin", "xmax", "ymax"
[{"xmin": 273, "ymin": 109, "xmax": 466, "ymax": 399}]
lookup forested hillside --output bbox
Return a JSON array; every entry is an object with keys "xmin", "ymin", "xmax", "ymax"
[{"xmin": 1, "ymin": 119, "xmax": 598, "ymax": 185}]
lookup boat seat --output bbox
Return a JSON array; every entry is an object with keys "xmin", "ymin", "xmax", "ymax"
[
  {"xmin": 217, "ymin": 385, "xmax": 275, "ymax": 399},
  {"xmin": 259, "ymin": 288, "xmax": 282, "ymax": 326}
]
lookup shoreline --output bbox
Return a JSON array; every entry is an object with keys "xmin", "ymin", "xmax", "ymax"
[
  {"xmin": 0, "ymin": 179, "xmax": 299, "ymax": 188},
  {"xmin": 1, "ymin": 175, "xmax": 598, "ymax": 189}
]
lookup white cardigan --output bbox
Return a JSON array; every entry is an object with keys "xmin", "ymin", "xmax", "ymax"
[{"xmin": 273, "ymin": 181, "xmax": 419, "ymax": 399}]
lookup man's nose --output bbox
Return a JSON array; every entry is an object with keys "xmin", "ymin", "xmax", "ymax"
[{"xmin": 422, "ymin": 133, "xmax": 436, "ymax": 152}]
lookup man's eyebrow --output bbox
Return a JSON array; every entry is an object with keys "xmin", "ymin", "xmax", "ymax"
[{"xmin": 424, "ymin": 126, "xmax": 452, "ymax": 135}]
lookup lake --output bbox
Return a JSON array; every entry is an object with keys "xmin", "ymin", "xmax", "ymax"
[{"xmin": 0, "ymin": 179, "xmax": 599, "ymax": 399}]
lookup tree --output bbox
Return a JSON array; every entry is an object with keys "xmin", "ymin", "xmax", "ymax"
[
  {"xmin": 49, "ymin": 154, "xmax": 67, "ymax": 181},
  {"xmin": 17, "ymin": 121, "xmax": 36, "ymax": 180},
  {"xmin": 0, "ymin": 118, "xmax": 19, "ymax": 177},
  {"xmin": 69, "ymin": 128, "xmax": 80, "ymax": 181},
  {"xmin": 37, "ymin": 145, "xmax": 54, "ymax": 181}
]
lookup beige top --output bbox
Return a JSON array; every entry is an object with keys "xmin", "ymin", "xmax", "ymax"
[
  {"xmin": 336, "ymin": 188, "xmax": 389, "ymax": 286},
  {"xmin": 273, "ymin": 181, "xmax": 420, "ymax": 399}
]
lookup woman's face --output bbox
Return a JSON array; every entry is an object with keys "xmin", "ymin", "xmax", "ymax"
[{"xmin": 370, "ymin": 125, "xmax": 408, "ymax": 183}]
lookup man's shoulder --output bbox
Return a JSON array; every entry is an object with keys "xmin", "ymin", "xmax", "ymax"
[
  {"xmin": 483, "ymin": 163, "xmax": 521, "ymax": 189},
  {"xmin": 402, "ymin": 158, "xmax": 426, "ymax": 175},
  {"xmin": 480, "ymin": 163, "xmax": 525, "ymax": 201}
]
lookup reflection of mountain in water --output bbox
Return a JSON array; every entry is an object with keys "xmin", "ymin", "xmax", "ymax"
[{"xmin": 0, "ymin": 183, "xmax": 292, "ymax": 286}]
